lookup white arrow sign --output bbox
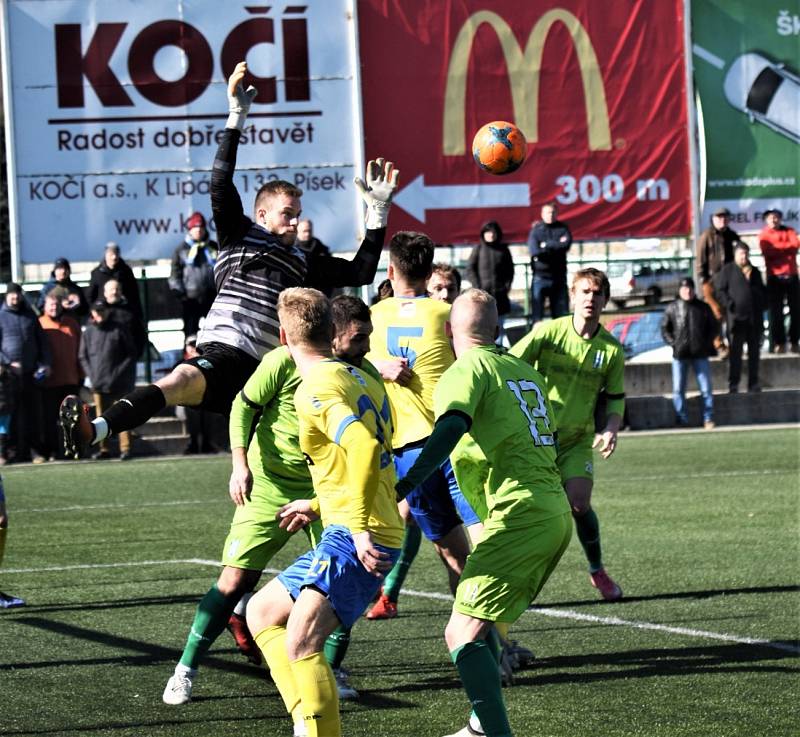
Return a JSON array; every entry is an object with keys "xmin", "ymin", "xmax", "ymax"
[{"xmin": 392, "ymin": 174, "xmax": 531, "ymax": 223}]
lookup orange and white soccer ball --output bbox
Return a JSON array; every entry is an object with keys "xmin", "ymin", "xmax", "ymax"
[{"xmin": 472, "ymin": 121, "xmax": 527, "ymax": 175}]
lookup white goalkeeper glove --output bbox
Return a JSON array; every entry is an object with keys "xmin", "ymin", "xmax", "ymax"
[
  {"xmin": 354, "ymin": 158, "xmax": 400, "ymax": 230},
  {"xmin": 226, "ymin": 61, "xmax": 258, "ymax": 131}
]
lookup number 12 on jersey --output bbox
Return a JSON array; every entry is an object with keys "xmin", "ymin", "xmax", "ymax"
[{"xmin": 506, "ymin": 379, "xmax": 555, "ymax": 447}]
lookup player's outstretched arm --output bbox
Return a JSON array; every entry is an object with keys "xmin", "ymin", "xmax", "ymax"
[
  {"xmin": 211, "ymin": 61, "xmax": 258, "ymax": 248},
  {"xmin": 306, "ymin": 158, "xmax": 400, "ymax": 289}
]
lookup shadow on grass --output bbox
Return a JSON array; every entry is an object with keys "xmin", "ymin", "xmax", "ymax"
[
  {"xmin": 1, "ymin": 616, "xmax": 264, "ymax": 678},
  {"xmin": 537, "ymin": 582, "xmax": 800, "ymax": 609}
]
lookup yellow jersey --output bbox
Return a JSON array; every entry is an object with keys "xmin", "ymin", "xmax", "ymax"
[
  {"xmin": 368, "ymin": 296, "xmax": 454, "ymax": 450},
  {"xmin": 294, "ymin": 358, "xmax": 404, "ymax": 548}
]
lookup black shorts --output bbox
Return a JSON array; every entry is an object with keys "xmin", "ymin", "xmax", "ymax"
[{"xmin": 183, "ymin": 342, "xmax": 260, "ymax": 415}]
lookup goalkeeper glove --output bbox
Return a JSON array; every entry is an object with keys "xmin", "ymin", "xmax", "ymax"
[
  {"xmin": 226, "ymin": 61, "xmax": 258, "ymax": 131},
  {"xmin": 354, "ymin": 158, "xmax": 400, "ymax": 230}
]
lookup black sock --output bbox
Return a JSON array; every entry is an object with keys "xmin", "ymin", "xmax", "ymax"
[{"xmin": 103, "ymin": 385, "xmax": 166, "ymax": 435}]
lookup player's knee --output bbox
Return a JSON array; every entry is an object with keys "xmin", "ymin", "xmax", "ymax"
[
  {"xmin": 217, "ymin": 566, "xmax": 259, "ymax": 597},
  {"xmin": 571, "ymin": 501, "xmax": 592, "ymax": 517}
]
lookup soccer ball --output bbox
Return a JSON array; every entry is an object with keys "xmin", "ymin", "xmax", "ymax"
[{"xmin": 472, "ymin": 121, "xmax": 527, "ymax": 175}]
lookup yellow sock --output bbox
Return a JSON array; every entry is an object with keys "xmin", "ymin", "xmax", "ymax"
[
  {"xmin": 253, "ymin": 625, "xmax": 303, "ymax": 724},
  {"xmin": 495, "ymin": 621, "xmax": 509, "ymax": 641},
  {"xmin": 0, "ymin": 526, "xmax": 7, "ymax": 568},
  {"xmin": 291, "ymin": 651, "xmax": 340, "ymax": 737}
]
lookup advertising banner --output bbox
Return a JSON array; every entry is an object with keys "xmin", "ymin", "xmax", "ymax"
[
  {"xmin": 693, "ymin": 0, "xmax": 800, "ymax": 232},
  {"xmin": 2, "ymin": 0, "xmax": 362, "ymax": 269},
  {"xmin": 358, "ymin": 0, "xmax": 692, "ymax": 244}
]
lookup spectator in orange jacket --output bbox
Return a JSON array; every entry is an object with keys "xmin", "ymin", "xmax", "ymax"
[
  {"xmin": 759, "ymin": 209, "xmax": 799, "ymax": 353},
  {"xmin": 38, "ymin": 292, "xmax": 83, "ymax": 460}
]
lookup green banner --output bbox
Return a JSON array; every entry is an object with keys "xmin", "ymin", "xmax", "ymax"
[{"xmin": 692, "ymin": 0, "xmax": 800, "ymax": 232}]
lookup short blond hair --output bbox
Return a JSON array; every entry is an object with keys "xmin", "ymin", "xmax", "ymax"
[
  {"xmin": 277, "ymin": 288, "xmax": 332, "ymax": 348},
  {"xmin": 451, "ymin": 288, "xmax": 498, "ymax": 343}
]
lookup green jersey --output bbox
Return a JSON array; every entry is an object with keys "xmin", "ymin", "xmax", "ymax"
[
  {"xmin": 229, "ymin": 346, "xmax": 311, "ymax": 493},
  {"xmin": 433, "ymin": 345, "xmax": 568, "ymax": 520},
  {"xmin": 510, "ymin": 316, "xmax": 625, "ymax": 447}
]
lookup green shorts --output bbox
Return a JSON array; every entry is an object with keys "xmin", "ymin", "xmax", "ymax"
[
  {"xmin": 220, "ymin": 474, "xmax": 320, "ymax": 571},
  {"xmin": 453, "ymin": 509, "xmax": 572, "ymax": 623},
  {"xmin": 556, "ymin": 434, "xmax": 594, "ymax": 482}
]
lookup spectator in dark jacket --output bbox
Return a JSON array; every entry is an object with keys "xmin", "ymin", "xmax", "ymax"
[
  {"xmin": 79, "ymin": 301, "xmax": 138, "ymax": 460},
  {"xmin": 714, "ymin": 243, "xmax": 766, "ymax": 393},
  {"xmin": 169, "ymin": 212, "xmax": 218, "ymax": 337},
  {"xmin": 466, "ymin": 221, "xmax": 514, "ymax": 316},
  {"xmin": 661, "ymin": 277, "xmax": 718, "ymax": 429},
  {"xmin": 527, "ymin": 202, "xmax": 572, "ymax": 322},
  {"xmin": 296, "ymin": 219, "xmax": 333, "ymax": 296},
  {"xmin": 37, "ymin": 258, "xmax": 89, "ymax": 321},
  {"xmin": 100, "ymin": 279, "xmax": 146, "ymax": 357},
  {"xmin": 0, "ymin": 284, "xmax": 51, "ymax": 463},
  {"xmin": 88, "ymin": 243, "xmax": 142, "ymax": 319}
]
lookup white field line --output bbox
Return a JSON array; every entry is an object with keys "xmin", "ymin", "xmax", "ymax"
[
  {"xmin": 4, "ymin": 558, "xmax": 798, "ymax": 655},
  {"xmin": 12, "ymin": 469, "xmax": 795, "ymax": 516},
  {"xmin": 14, "ymin": 499, "xmax": 218, "ymax": 514}
]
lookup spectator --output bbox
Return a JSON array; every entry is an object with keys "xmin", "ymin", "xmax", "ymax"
[
  {"xmin": 660, "ymin": 277, "xmax": 718, "ymax": 429},
  {"xmin": 758, "ymin": 208, "xmax": 799, "ymax": 354},
  {"xmin": 371, "ymin": 278, "xmax": 394, "ymax": 304},
  {"xmin": 38, "ymin": 292, "xmax": 83, "ymax": 460},
  {"xmin": 88, "ymin": 242, "xmax": 143, "ymax": 319},
  {"xmin": 101, "ymin": 278, "xmax": 146, "ymax": 357},
  {"xmin": 697, "ymin": 207, "xmax": 743, "ymax": 357},
  {"xmin": 295, "ymin": 219, "xmax": 333, "ymax": 296},
  {"xmin": 169, "ymin": 213, "xmax": 218, "ymax": 337},
  {"xmin": 527, "ymin": 202, "xmax": 572, "ymax": 322},
  {"xmin": 427, "ymin": 263, "xmax": 462, "ymax": 304},
  {"xmin": 79, "ymin": 301, "xmax": 138, "ymax": 460},
  {"xmin": 714, "ymin": 244, "xmax": 766, "ymax": 394},
  {"xmin": 466, "ymin": 221, "xmax": 514, "ymax": 317},
  {"xmin": 38, "ymin": 258, "xmax": 89, "ymax": 321},
  {"xmin": 0, "ymin": 284, "xmax": 50, "ymax": 463}
]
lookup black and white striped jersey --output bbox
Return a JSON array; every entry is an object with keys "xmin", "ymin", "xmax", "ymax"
[{"xmin": 198, "ymin": 128, "xmax": 385, "ymax": 361}]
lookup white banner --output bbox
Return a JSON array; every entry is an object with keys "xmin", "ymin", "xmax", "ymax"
[{"xmin": 2, "ymin": 0, "xmax": 363, "ymax": 272}]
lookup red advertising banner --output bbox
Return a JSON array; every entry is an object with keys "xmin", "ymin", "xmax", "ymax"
[{"xmin": 358, "ymin": 0, "xmax": 692, "ymax": 243}]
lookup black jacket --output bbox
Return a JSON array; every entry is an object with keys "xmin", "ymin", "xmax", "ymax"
[
  {"xmin": 79, "ymin": 314, "xmax": 138, "ymax": 394},
  {"xmin": 466, "ymin": 221, "xmax": 515, "ymax": 315},
  {"xmin": 37, "ymin": 276, "xmax": 89, "ymax": 320},
  {"xmin": 661, "ymin": 297, "xmax": 718, "ymax": 359},
  {"xmin": 713, "ymin": 262, "xmax": 766, "ymax": 326},
  {"xmin": 527, "ymin": 219, "xmax": 573, "ymax": 280},
  {"xmin": 88, "ymin": 258, "xmax": 142, "ymax": 318},
  {"xmin": 169, "ymin": 237, "xmax": 219, "ymax": 304}
]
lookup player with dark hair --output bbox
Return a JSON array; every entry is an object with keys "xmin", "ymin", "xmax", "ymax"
[
  {"xmin": 60, "ymin": 61, "xmax": 399, "ymax": 457},
  {"xmin": 511, "ymin": 267, "xmax": 625, "ymax": 601},
  {"xmin": 365, "ymin": 232, "xmax": 478, "ymax": 620},
  {"xmin": 246, "ymin": 287, "xmax": 402, "ymax": 737},
  {"xmin": 394, "ymin": 288, "xmax": 571, "ymax": 737}
]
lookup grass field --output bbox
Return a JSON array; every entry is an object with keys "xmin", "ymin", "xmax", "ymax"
[{"xmin": 1, "ymin": 427, "xmax": 799, "ymax": 737}]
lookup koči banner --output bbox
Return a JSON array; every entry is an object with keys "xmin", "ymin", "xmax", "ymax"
[
  {"xmin": 2, "ymin": 0, "xmax": 362, "ymax": 269},
  {"xmin": 358, "ymin": 0, "xmax": 692, "ymax": 244}
]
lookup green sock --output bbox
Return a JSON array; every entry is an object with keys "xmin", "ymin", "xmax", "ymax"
[
  {"xmin": 323, "ymin": 625, "xmax": 351, "ymax": 670},
  {"xmin": 383, "ymin": 524, "xmax": 422, "ymax": 601},
  {"xmin": 574, "ymin": 507, "xmax": 603, "ymax": 573},
  {"xmin": 179, "ymin": 584, "xmax": 239, "ymax": 669},
  {"xmin": 451, "ymin": 640, "xmax": 512, "ymax": 737},
  {"xmin": 485, "ymin": 626, "xmax": 502, "ymax": 663}
]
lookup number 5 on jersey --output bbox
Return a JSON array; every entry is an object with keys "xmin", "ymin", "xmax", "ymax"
[{"xmin": 506, "ymin": 379, "xmax": 555, "ymax": 447}]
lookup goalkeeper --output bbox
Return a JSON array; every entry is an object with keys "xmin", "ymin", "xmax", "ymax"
[{"xmin": 61, "ymin": 61, "xmax": 399, "ymax": 458}]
